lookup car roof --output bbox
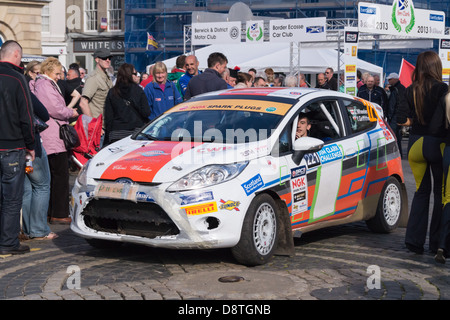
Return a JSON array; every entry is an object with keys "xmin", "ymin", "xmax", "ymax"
[
  {"xmin": 170, "ymin": 87, "xmax": 350, "ymax": 117},
  {"xmin": 189, "ymin": 87, "xmax": 352, "ymax": 103}
]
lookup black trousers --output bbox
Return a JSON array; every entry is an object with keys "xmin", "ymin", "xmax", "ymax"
[
  {"xmin": 47, "ymin": 152, "xmax": 69, "ymax": 219},
  {"xmin": 440, "ymin": 146, "xmax": 450, "ymax": 254},
  {"xmin": 405, "ymin": 134, "xmax": 443, "ymax": 252},
  {"xmin": 0, "ymin": 149, "xmax": 25, "ymax": 249}
]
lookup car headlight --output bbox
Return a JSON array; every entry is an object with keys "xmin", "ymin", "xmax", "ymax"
[
  {"xmin": 76, "ymin": 159, "xmax": 91, "ymax": 186},
  {"xmin": 167, "ymin": 162, "xmax": 248, "ymax": 192}
]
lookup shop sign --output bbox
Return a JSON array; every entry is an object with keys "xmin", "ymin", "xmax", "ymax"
[{"xmin": 73, "ymin": 40, "xmax": 125, "ymax": 52}]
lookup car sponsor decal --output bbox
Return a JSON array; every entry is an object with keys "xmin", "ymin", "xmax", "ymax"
[
  {"xmin": 241, "ymin": 174, "xmax": 264, "ymax": 196},
  {"xmin": 94, "ymin": 182, "xmax": 139, "ymax": 200},
  {"xmin": 291, "ymin": 165, "xmax": 306, "ymax": 179},
  {"xmin": 182, "ymin": 202, "xmax": 218, "ymax": 215},
  {"xmin": 353, "ymin": 97, "xmax": 379, "ymax": 122},
  {"xmin": 107, "ymin": 146, "xmax": 124, "ymax": 154},
  {"xmin": 168, "ymin": 99, "xmax": 293, "ymax": 116},
  {"xmin": 290, "ymin": 166, "xmax": 308, "ymax": 215},
  {"xmin": 240, "ymin": 144, "xmax": 269, "ymax": 158},
  {"xmin": 140, "ymin": 150, "xmax": 171, "ymax": 157},
  {"xmin": 378, "ymin": 118, "xmax": 394, "ymax": 141},
  {"xmin": 180, "ymin": 191, "xmax": 214, "ymax": 206},
  {"xmin": 219, "ymin": 199, "xmax": 241, "ymax": 211},
  {"xmin": 100, "ymin": 141, "xmax": 201, "ymax": 182},
  {"xmin": 135, "ymin": 191, "xmax": 155, "ymax": 202},
  {"xmin": 221, "ymin": 88, "xmax": 287, "ymax": 96},
  {"xmin": 317, "ymin": 144, "xmax": 343, "ymax": 164},
  {"xmin": 196, "ymin": 146, "xmax": 234, "ymax": 154}
]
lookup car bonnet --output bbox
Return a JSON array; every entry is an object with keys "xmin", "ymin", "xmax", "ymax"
[{"xmin": 86, "ymin": 137, "xmax": 271, "ymax": 184}]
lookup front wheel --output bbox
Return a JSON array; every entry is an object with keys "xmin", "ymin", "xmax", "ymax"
[
  {"xmin": 231, "ymin": 194, "xmax": 279, "ymax": 266},
  {"xmin": 366, "ymin": 177, "xmax": 402, "ymax": 233}
]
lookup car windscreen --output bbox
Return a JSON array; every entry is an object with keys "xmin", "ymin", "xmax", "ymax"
[{"xmin": 135, "ymin": 110, "xmax": 283, "ymax": 143}]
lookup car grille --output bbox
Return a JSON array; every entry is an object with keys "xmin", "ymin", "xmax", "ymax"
[{"xmin": 82, "ymin": 199, "xmax": 180, "ymax": 238}]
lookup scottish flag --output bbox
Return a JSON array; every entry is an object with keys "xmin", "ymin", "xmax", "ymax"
[{"xmin": 398, "ymin": 0, "xmax": 408, "ymax": 10}]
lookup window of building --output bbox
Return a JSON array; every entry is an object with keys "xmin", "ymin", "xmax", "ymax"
[
  {"xmin": 108, "ymin": 0, "xmax": 122, "ymax": 31},
  {"xmin": 85, "ymin": 0, "xmax": 98, "ymax": 31},
  {"xmin": 42, "ymin": 5, "xmax": 50, "ymax": 33},
  {"xmin": 195, "ymin": 0, "xmax": 206, "ymax": 7}
]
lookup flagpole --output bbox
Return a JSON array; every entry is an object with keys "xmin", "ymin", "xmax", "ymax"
[
  {"xmin": 398, "ymin": 58, "xmax": 404, "ymax": 76},
  {"xmin": 163, "ymin": 2, "xmax": 166, "ymax": 61}
]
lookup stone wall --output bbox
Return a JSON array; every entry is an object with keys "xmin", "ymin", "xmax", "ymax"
[{"xmin": 0, "ymin": 0, "xmax": 50, "ymax": 55}]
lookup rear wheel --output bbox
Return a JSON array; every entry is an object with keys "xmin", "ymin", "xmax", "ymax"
[
  {"xmin": 366, "ymin": 177, "xmax": 402, "ymax": 233},
  {"xmin": 231, "ymin": 194, "xmax": 279, "ymax": 266}
]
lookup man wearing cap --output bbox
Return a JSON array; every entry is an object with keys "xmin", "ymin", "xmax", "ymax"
[
  {"xmin": 386, "ymin": 72, "xmax": 407, "ymax": 157},
  {"xmin": 79, "ymin": 48, "xmax": 114, "ymax": 119},
  {"xmin": 225, "ymin": 68, "xmax": 238, "ymax": 88}
]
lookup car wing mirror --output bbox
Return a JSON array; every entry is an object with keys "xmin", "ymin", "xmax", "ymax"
[{"xmin": 292, "ymin": 137, "xmax": 324, "ymax": 165}]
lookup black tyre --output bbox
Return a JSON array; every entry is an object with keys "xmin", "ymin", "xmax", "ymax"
[
  {"xmin": 366, "ymin": 177, "xmax": 402, "ymax": 233},
  {"xmin": 231, "ymin": 194, "xmax": 279, "ymax": 266}
]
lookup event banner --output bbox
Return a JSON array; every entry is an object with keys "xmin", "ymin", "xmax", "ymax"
[
  {"xmin": 246, "ymin": 20, "xmax": 264, "ymax": 43},
  {"xmin": 358, "ymin": 0, "xmax": 445, "ymax": 39},
  {"xmin": 439, "ymin": 38, "xmax": 450, "ymax": 84},
  {"xmin": 344, "ymin": 27, "xmax": 359, "ymax": 96},
  {"xmin": 191, "ymin": 21, "xmax": 241, "ymax": 45},
  {"xmin": 269, "ymin": 17, "xmax": 326, "ymax": 43}
]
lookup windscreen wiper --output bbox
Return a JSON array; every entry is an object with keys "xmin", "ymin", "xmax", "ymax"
[{"xmin": 135, "ymin": 132, "xmax": 158, "ymax": 140}]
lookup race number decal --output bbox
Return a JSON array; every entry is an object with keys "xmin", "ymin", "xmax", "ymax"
[{"xmin": 304, "ymin": 152, "xmax": 321, "ymax": 168}]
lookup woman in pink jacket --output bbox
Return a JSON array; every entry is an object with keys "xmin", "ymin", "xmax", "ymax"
[{"xmin": 30, "ymin": 57, "xmax": 78, "ymax": 224}]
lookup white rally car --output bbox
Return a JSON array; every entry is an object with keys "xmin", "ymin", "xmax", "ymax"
[{"xmin": 70, "ymin": 87, "xmax": 407, "ymax": 265}]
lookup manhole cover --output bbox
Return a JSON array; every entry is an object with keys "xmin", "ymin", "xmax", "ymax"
[
  {"xmin": 166, "ymin": 270, "xmax": 308, "ymax": 299},
  {"xmin": 218, "ymin": 276, "xmax": 245, "ymax": 283}
]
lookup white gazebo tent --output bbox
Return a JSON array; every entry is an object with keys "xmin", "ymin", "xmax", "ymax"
[{"xmin": 161, "ymin": 42, "xmax": 383, "ymax": 78}]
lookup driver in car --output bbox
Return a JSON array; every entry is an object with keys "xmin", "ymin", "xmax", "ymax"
[{"xmin": 295, "ymin": 114, "xmax": 311, "ymax": 139}]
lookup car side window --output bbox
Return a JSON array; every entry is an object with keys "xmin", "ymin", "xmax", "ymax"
[
  {"xmin": 302, "ymin": 100, "xmax": 341, "ymax": 142},
  {"xmin": 272, "ymin": 125, "xmax": 291, "ymax": 157},
  {"xmin": 343, "ymin": 98, "xmax": 378, "ymax": 134}
]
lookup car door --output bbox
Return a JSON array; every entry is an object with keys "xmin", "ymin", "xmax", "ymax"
[
  {"xmin": 284, "ymin": 98, "xmax": 349, "ymax": 226},
  {"xmin": 337, "ymin": 97, "xmax": 382, "ymax": 207}
]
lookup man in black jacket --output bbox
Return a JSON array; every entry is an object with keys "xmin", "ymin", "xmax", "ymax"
[
  {"xmin": 315, "ymin": 73, "xmax": 331, "ymax": 90},
  {"xmin": 325, "ymin": 67, "xmax": 338, "ymax": 91},
  {"xmin": 357, "ymin": 75, "xmax": 387, "ymax": 113},
  {"xmin": 0, "ymin": 40, "xmax": 35, "ymax": 255},
  {"xmin": 58, "ymin": 65, "xmax": 83, "ymax": 122},
  {"xmin": 386, "ymin": 72, "xmax": 407, "ymax": 157},
  {"xmin": 184, "ymin": 52, "xmax": 228, "ymax": 100}
]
